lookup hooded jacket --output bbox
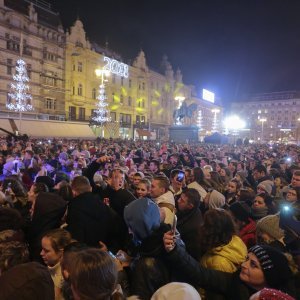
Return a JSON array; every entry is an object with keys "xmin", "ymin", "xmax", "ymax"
[
  {"xmin": 200, "ymin": 235, "xmax": 248, "ymax": 273},
  {"xmin": 154, "ymin": 191, "xmax": 175, "ymax": 225}
]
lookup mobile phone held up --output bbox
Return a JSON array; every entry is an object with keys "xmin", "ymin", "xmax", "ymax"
[
  {"xmin": 176, "ymin": 171, "xmax": 184, "ymax": 182},
  {"xmin": 172, "ymin": 211, "xmax": 177, "ymax": 236}
]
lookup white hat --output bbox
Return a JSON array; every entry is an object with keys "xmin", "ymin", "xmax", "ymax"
[{"xmin": 151, "ymin": 282, "xmax": 201, "ymax": 300}]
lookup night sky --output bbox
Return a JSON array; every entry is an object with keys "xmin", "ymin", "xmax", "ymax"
[{"xmin": 49, "ymin": 0, "xmax": 300, "ymax": 108}]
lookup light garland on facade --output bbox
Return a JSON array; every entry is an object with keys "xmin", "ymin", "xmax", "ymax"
[
  {"xmin": 92, "ymin": 83, "xmax": 111, "ymax": 124},
  {"xmin": 7, "ymin": 59, "xmax": 33, "ymax": 112}
]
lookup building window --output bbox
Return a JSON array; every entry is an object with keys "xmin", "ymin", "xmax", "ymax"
[
  {"xmin": 69, "ymin": 106, "xmax": 76, "ymax": 120},
  {"xmin": 78, "ymin": 62, "xmax": 83, "ymax": 72},
  {"xmin": 120, "ymin": 95, "xmax": 124, "ymax": 104},
  {"xmin": 136, "ymin": 115, "xmax": 145, "ymax": 124},
  {"xmin": 120, "ymin": 113, "xmax": 131, "ymax": 124},
  {"xmin": 27, "ymin": 64, "xmax": 32, "ymax": 79},
  {"xmin": 92, "ymin": 88, "xmax": 96, "ymax": 99},
  {"xmin": 78, "ymin": 84, "xmax": 83, "ymax": 96},
  {"xmin": 79, "ymin": 107, "xmax": 85, "ymax": 120},
  {"xmin": 142, "ymin": 99, "xmax": 145, "ymax": 108},
  {"xmin": 112, "ymin": 93, "xmax": 115, "ymax": 102},
  {"xmin": 129, "ymin": 79, "xmax": 132, "ymax": 88},
  {"xmin": 121, "ymin": 77, "xmax": 124, "ymax": 86},
  {"xmin": 72, "ymin": 86, "xmax": 75, "ymax": 95},
  {"xmin": 45, "ymin": 98, "xmax": 56, "ymax": 110},
  {"xmin": 73, "ymin": 64, "xmax": 76, "ymax": 71},
  {"xmin": 128, "ymin": 96, "xmax": 132, "ymax": 106},
  {"xmin": 142, "ymin": 82, "xmax": 145, "ymax": 90},
  {"xmin": 7, "ymin": 59, "xmax": 12, "ymax": 75}
]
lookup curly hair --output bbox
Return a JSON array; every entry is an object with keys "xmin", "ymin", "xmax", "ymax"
[{"xmin": 200, "ymin": 209, "xmax": 237, "ymax": 253}]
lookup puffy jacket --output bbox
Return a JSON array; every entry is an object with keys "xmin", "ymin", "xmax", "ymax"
[{"xmin": 200, "ymin": 235, "xmax": 247, "ymax": 273}]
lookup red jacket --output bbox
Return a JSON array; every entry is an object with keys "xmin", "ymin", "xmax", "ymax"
[{"xmin": 239, "ymin": 218, "xmax": 256, "ymax": 248}]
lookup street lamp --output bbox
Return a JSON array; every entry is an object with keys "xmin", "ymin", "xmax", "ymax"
[{"xmin": 259, "ymin": 118, "xmax": 267, "ymax": 142}]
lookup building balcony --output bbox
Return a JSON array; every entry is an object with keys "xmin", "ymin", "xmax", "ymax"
[{"xmin": 133, "ymin": 122, "xmax": 149, "ymax": 129}]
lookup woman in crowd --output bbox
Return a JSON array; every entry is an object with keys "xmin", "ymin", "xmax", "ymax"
[
  {"xmin": 188, "ymin": 167, "xmax": 212, "ymax": 200},
  {"xmin": 163, "ymin": 234, "xmax": 296, "ymax": 299},
  {"xmin": 251, "ymin": 193, "xmax": 277, "ymax": 221},
  {"xmin": 40, "ymin": 228, "xmax": 73, "ymax": 300},
  {"xmin": 224, "ymin": 179, "xmax": 241, "ymax": 205},
  {"xmin": 135, "ymin": 178, "xmax": 151, "ymax": 199}
]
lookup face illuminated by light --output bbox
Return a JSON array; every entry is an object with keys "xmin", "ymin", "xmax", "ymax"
[
  {"xmin": 286, "ymin": 189, "xmax": 297, "ymax": 203},
  {"xmin": 291, "ymin": 174, "xmax": 300, "ymax": 188},
  {"xmin": 40, "ymin": 237, "xmax": 62, "ymax": 267},
  {"xmin": 253, "ymin": 196, "xmax": 266, "ymax": 208},
  {"xmin": 136, "ymin": 182, "xmax": 150, "ymax": 198},
  {"xmin": 227, "ymin": 181, "xmax": 237, "ymax": 193}
]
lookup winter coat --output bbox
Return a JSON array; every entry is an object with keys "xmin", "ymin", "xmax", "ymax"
[
  {"xmin": 66, "ymin": 191, "xmax": 120, "ymax": 250},
  {"xmin": 200, "ymin": 235, "xmax": 247, "ymax": 273},
  {"xmin": 239, "ymin": 218, "xmax": 256, "ymax": 248},
  {"xmin": 177, "ymin": 207, "xmax": 203, "ymax": 260}
]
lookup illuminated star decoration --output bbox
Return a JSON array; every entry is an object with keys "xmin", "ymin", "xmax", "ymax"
[
  {"xmin": 92, "ymin": 83, "xmax": 111, "ymax": 124},
  {"xmin": 7, "ymin": 59, "xmax": 33, "ymax": 112}
]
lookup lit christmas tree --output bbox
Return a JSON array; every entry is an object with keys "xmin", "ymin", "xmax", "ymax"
[
  {"xmin": 7, "ymin": 59, "xmax": 33, "ymax": 112},
  {"xmin": 92, "ymin": 83, "xmax": 110, "ymax": 124}
]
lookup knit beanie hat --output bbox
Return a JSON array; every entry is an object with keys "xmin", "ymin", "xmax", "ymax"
[
  {"xmin": 257, "ymin": 181, "xmax": 273, "ymax": 195},
  {"xmin": 229, "ymin": 201, "xmax": 251, "ymax": 222},
  {"xmin": 249, "ymin": 245, "xmax": 292, "ymax": 288},
  {"xmin": 124, "ymin": 198, "xmax": 160, "ymax": 243},
  {"xmin": 151, "ymin": 282, "xmax": 201, "ymax": 300},
  {"xmin": 256, "ymin": 288, "xmax": 295, "ymax": 300},
  {"xmin": 256, "ymin": 214, "xmax": 284, "ymax": 241}
]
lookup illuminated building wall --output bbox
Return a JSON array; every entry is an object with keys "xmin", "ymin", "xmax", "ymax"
[{"xmin": 0, "ymin": 0, "xmax": 66, "ymax": 120}]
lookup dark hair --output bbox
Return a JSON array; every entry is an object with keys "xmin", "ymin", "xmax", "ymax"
[
  {"xmin": 69, "ymin": 249, "xmax": 118, "ymax": 300},
  {"xmin": 57, "ymin": 183, "xmax": 73, "ymax": 202},
  {"xmin": 32, "ymin": 182, "xmax": 49, "ymax": 194},
  {"xmin": 239, "ymin": 188, "xmax": 255, "ymax": 204},
  {"xmin": 229, "ymin": 179, "xmax": 242, "ymax": 192},
  {"xmin": 200, "ymin": 209, "xmax": 237, "ymax": 252},
  {"xmin": 182, "ymin": 188, "xmax": 201, "ymax": 207},
  {"xmin": 253, "ymin": 165, "xmax": 267, "ymax": 175},
  {"xmin": 2, "ymin": 177, "xmax": 27, "ymax": 198},
  {"xmin": 150, "ymin": 159, "xmax": 160, "ymax": 170},
  {"xmin": 0, "ymin": 207, "xmax": 24, "ymax": 231}
]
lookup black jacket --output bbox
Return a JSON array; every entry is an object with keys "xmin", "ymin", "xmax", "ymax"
[
  {"xmin": 177, "ymin": 207, "xmax": 203, "ymax": 260},
  {"xmin": 66, "ymin": 192, "xmax": 119, "ymax": 249}
]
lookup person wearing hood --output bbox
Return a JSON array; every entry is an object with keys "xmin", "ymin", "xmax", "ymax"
[
  {"xmin": 150, "ymin": 175, "xmax": 175, "ymax": 225},
  {"xmin": 123, "ymin": 197, "xmax": 176, "ymax": 300}
]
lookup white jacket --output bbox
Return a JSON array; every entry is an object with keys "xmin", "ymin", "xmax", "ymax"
[{"xmin": 154, "ymin": 191, "xmax": 175, "ymax": 225}]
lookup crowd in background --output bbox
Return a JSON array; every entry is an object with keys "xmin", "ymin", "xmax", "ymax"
[{"xmin": 0, "ymin": 136, "xmax": 299, "ymax": 300}]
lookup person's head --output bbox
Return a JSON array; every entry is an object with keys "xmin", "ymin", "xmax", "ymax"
[
  {"xmin": 191, "ymin": 167, "xmax": 205, "ymax": 185},
  {"xmin": 69, "ymin": 249, "xmax": 118, "ymax": 300},
  {"xmin": 132, "ymin": 172, "xmax": 144, "ymax": 187},
  {"xmin": 220, "ymin": 167, "xmax": 231, "ymax": 178},
  {"xmin": 150, "ymin": 175, "xmax": 169, "ymax": 198},
  {"xmin": 256, "ymin": 214, "xmax": 284, "ymax": 244},
  {"xmin": 200, "ymin": 208, "xmax": 236, "ymax": 251},
  {"xmin": 24, "ymin": 150, "xmax": 33, "ymax": 160},
  {"xmin": 206, "ymin": 189, "xmax": 226, "ymax": 209},
  {"xmin": 252, "ymin": 165, "xmax": 267, "ymax": 181},
  {"xmin": 291, "ymin": 170, "xmax": 300, "ymax": 188},
  {"xmin": 257, "ymin": 182, "xmax": 273, "ymax": 196},
  {"xmin": 40, "ymin": 229, "xmax": 73, "ymax": 267},
  {"xmin": 0, "ymin": 207, "xmax": 24, "ymax": 232},
  {"xmin": 184, "ymin": 168, "xmax": 193, "ymax": 185},
  {"xmin": 200, "ymin": 157, "xmax": 209, "ymax": 168},
  {"xmin": 170, "ymin": 169, "xmax": 185, "ymax": 191},
  {"xmin": 0, "ymin": 241, "xmax": 29, "ymax": 274},
  {"xmin": 149, "ymin": 159, "xmax": 160, "ymax": 173},
  {"xmin": 71, "ymin": 176, "xmax": 92, "ymax": 197},
  {"xmin": 285, "ymin": 187, "xmax": 300, "ymax": 203},
  {"xmin": 229, "ymin": 201, "xmax": 251, "ymax": 228},
  {"xmin": 109, "ymin": 169, "xmax": 125, "ymax": 190},
  {"xmin": 237, "ymin": 188, "xmax": 256, "ymax": 204},
  {"xmin": 228, "ymin": 161, "xmax": 237, "ymax": 173},
  {"xmin": 177, "ymin": 188, "xmax": 200, "ymax": 212},
  {"xmin": 124, "ymin": 198, "xmax": 161, "ymax": 243},
  {"xmin": 240, "ymin": 245, "xmax": 292, "ymax": 291},
  {"xmin": 2, "ymin": 177, "xmax": 27, "ymax": 198},
  {"xmin": 136, "ymin": 178, "xmax": 151, "ymax": 198},
  {"xmin": 169, "ymin": 154, "xmax": 179, "ymax": 166},
  {"xmin": 227, "ymin": 179, "xmax": 241, "ymax": 194},
  {"xmin": 202, "ymin": 165, "xmax": 213, "ymax": 180},
  {"xmin": 252, "ymin": 193, "xmax": 272, "ymax": 209},
  {"xmin": 235, "ymin": 171, "xmax": 247, "ymax": 184},
  {"xmin": 28, "ymin": 182, "xmax": 49, "ymax": 202}
]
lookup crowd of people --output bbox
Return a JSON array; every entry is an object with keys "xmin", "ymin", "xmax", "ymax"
[{"xmin": 0, "ymin": 136, "xmax": 299, "ymax": 300}]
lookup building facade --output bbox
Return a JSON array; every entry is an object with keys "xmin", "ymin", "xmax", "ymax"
[
  {"xmin": 0, "ymin": 0, "xmax": 66, "ymax": 120},
  {"xmin": 0, "ymin": 0, "xmax": 223, "ymax": 139},
  {"xmin": 231, "ymin": 91, "xmax": 300, "ymax": 143}
]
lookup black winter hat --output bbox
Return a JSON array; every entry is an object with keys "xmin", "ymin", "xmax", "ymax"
[
  {"xmin": 229, "ymin": 201, "xmax": 251, "ymax": 223},
  {"xmin": 249, "ymin": 245, "xmax": 292, "ymax": 289}
]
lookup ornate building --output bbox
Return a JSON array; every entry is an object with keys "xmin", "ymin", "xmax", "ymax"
[
  {"xmin": 0, "ymin": 0, "xmax": 224, "ymax": 139},
  {"xmin": 0, "ymin": 0, "xmax": 66, "ymax": 120}
]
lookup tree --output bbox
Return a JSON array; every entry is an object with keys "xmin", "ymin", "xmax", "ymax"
[
  {"xmin": 92, "ymin": 83, "xmax": 110, "ymax": 125},
  {"xmin": 7, "ymin": 59, "xmax": 33, "ymax": 112}
]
